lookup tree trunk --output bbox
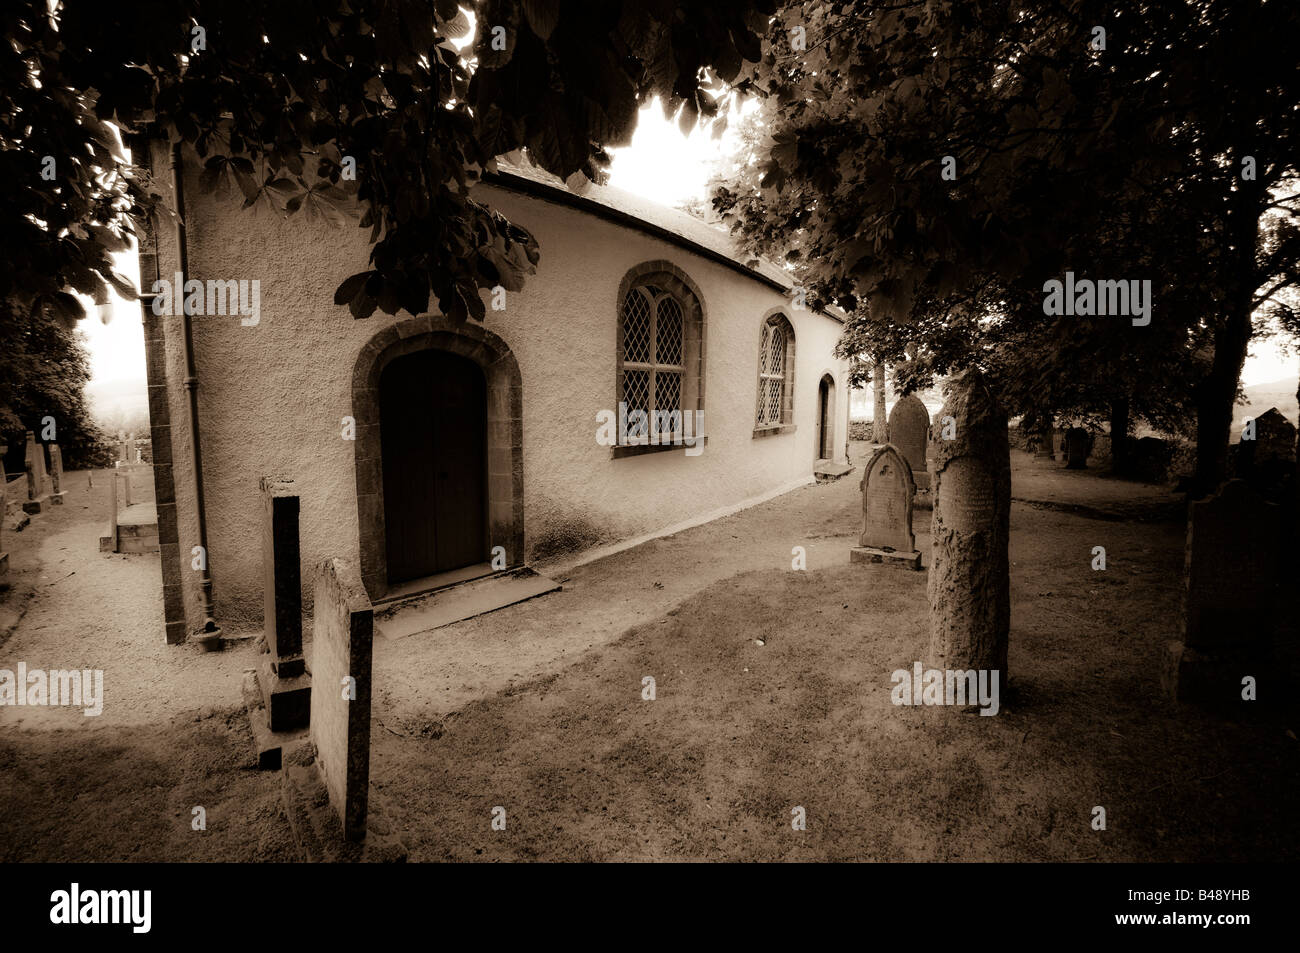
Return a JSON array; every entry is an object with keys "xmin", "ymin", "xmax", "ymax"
[
  {"xmin": 873, "ymin": 360, "xmax": 888, "ymax": 444},
  {"xmin": 1109, "ymin": 397, "xmax": 1131, "ymax": 475}
]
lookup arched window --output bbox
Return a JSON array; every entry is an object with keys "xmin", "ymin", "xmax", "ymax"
[
  {"xmin": 616, "ymin": 265, "xmax": 704, "ymax": 449},
  {"xmin": 755, "ymin": 312, "xmax": 795, "ymax": 430}
]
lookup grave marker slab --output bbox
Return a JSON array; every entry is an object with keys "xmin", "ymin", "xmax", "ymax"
[
  {"xmin": 928, "ymin": 369, "xmax": 1011, "ymax": 678},
  {"xmin": 47, "ymin": 444, "xmax": 65, "ymax": 505},
  {"xmin": 889, "ymin": 394, "xmax": 931, "ymax": 489},
  {"xmin": 258, "ymin": 477, "xmax": 311, "ymax": 731},
  {"xmin": 22, "ymin": 432, "xmax": 49, "ymax": 514},
  {"xmin": 1065, "ymin": 427, "xmax": 1092, "ymax": 469},
  {"xmin": 1165, "ymin": 479, "xmax": 1282, "ymax": 705},
  {"xmin": 0, "ymin": 443, "xmax": 7, "ymax": 575},
  {"xmin": 310, "ymin": 557, "xmax": 374, "ymax": 841},
  {"xmin": 850, "ymin": 445, "xmax": 922, "ymax": 570}
]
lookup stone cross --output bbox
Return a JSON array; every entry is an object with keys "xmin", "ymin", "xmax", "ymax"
[
  {"xmin": 928, "ymin": 369, "xmax": 1011, "ymax": 678},
  {"xmin": 888, "ymin": 394, "xmax": 931, "ymax": 490},
  {"xmin": 850, "ymin": 444, "xmax": 921, "ymax": 570}
]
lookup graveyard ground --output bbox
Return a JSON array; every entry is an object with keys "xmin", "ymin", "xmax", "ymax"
[{"xmin": 1, "ymin": 446, "xmax": 1296, "ymax": 861}]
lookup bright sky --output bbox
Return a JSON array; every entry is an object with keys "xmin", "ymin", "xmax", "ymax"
[{"xmin": 83, "ymin": 100, "xmax": 1295, "ymax": 392}]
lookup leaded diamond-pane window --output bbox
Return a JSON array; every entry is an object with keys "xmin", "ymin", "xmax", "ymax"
[
  {"xmin": 619, "ymin": 281, "xmax": 691, "ymax": 444},
  {"xmin": 756, "ymin": 314, "xmax": 795, "ymax": 427}
]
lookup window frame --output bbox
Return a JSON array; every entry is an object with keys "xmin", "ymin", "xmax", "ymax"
[
  {"xmin": 614, "ymin": 263, "xmax": 706, "ymax": 458},
  {"xmin": 753, "ymin": 310, "xmax": 797, "ymax": 437}
]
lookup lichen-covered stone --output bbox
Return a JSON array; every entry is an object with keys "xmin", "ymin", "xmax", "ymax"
[{"xmin": 928, "ymin": 369, "xmax": 1011, "ymax": 678}]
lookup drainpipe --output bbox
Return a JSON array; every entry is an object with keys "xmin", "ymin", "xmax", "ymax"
[{"xmin": 169, "ymin": 142, "xmax": 220, "ymax": 640}]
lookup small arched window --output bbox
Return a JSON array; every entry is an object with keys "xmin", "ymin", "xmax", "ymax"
[
  {"xmin": 617, "ymin": 267, "xmax": 704, "ymax": 448},
  {"xmin": 755, "ymin": 312, "xmax": 796, "ymax": 429}
]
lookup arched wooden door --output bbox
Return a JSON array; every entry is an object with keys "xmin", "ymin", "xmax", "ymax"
[
  {"xmin": 379, "ymin": 350, "xmax": 487, "ymax": 583},
  {"xmin": 817, "ymin": 375, "xmax": 835, "ymax": 460}
]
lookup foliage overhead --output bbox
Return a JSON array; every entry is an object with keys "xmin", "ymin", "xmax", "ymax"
[
  {"xmin": 711, "ymin": 0, "xmax": 1299, "ymax": 439},
  {"xmin": 4, "ymin": 0, "xmax": 774, "ymax": 327}
]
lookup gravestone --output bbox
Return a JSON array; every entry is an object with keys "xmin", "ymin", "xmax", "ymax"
[
  {"xmin": 47, "ymin": 444, "xmax": 65, "ymax": 505},
  {"xmin": 258, "ymin": 477, "xmax": 311, "ymax": 731},
  {"xmin": 889, "ymin": 394, "xmax": 931, "ymax": 490},
  {"xmin": 850, "ymin": 445, "xmax": 922, "ymax": 570},
  {"xmin": 1033, "ymin": 425, "xmax": 1058, "ymax": 461},
  {"xmin": 22, "ymin": 432, "xmax": 49, "ymax": 514},
  {"xmin": 1065, "ymin": 427, "xmax": 1092, "ymax": 469},
  {"xmin": 1250, "ymin": 408, "xmax": 1296, "ymax": 467},
  {"xmin": 0, "ymin": 442, "xmax": 8, "ymax": 575},
  {"xmin": 1163, "ymin": 479, "xmax": 1282, "ymax": 704},
  {"xmin": 310, "ymin": 557, "xmax": 374, "ymax": 841},
  {"xmin": 928, "ymin": 369, "xmax": 1011, "ymax": 678}
]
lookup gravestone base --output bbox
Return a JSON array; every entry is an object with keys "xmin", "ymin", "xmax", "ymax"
[
  {"xmin": 1161, "ymin": 641, "xmax": 1271, "ymax": 707},
  {"xmin": 21, "ymin": 496, "xmax": 48, "ymax": 515},
  {"xmin": 49, "ymin": 491, "xmax": 66, "ymax": 506},
  {"xmin": 279, "ymin": 744, "xmax": 407, "ymax": 863},
  {"xmin": 257, "ymin": 657, "xmax": 312, "ymax": 732},
  {"xmin": 851, "ymin": 546, "xmax": 923, "ymax": 571},
  {"xmin": 241, "ymin": 671, "xmax": 310, "ymax": 770},
  {"xmin": 913, "ymin": 471, "xmax": 931, "ymax": 491}
]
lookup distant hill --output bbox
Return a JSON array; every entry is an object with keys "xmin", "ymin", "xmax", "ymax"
[
  {"xmin": 85, "ymin": 377, "xmax": 150, "ymax": 434},
  {"xmin": 1231, "ymin": 376, "xmax": 1298, "ymax": 442}
]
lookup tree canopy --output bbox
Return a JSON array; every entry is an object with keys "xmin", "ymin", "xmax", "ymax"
[
  {"xmin": 711, "ymin": 0, "xmax": 1298, "ymax": 484},
  {"xmin": 4, "ymin": 0, "xmax": 773, "ymax": 326}
]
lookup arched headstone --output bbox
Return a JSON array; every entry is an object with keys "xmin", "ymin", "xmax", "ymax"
[
  {"xmin": 1065, "ymin": 427, "xmax": 1092, "ymax": 469},
  {"xmin": 929, "ymin": 369, "xmax": 1011, "ymax": 678},
  {"xmin": 850, "ymin": 444, "xmax": 921, "ymax": 570},
  {"xmin": 888, "ymin": 394, "xmax": 931, "ymax": 489}
]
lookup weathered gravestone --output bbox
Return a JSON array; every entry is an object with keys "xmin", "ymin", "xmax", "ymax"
[
  {"xmin": 1065, "ymin": 427, "xmax": 1092, "ymax": 469},
  {"xmin": 1162, "ymin": 479, "xmax": 1282, "ymax": 705},
  {"xmin": 929, "ymin": 369, "xmax": 1011, "ymax": 679},
  {"xmin": 258, "ymin": 477, "xmax": 311, "ymax": 731},
  {"xmin": 22, "ymin": 432, "xmax": 49, "ymax": 514},
  {"xmin": 1247, "ymin": 408, "xmax": 1296, "ymax": 467},
  {"xmin": 310, "ymin": 557, "xmax": 374, "ymax": 841},
  {"xmin": 1033, "ymin": 425, "xmax": 1059, "ymax": 461},
  {"xmin": 889, "ymin": 394, "xmax": 931, "ymax": 490},
  {"xmin": 0, "ymin": 443, "xmax": 8, "ymax": 575},
  {"xmin": 850, "ymin": 445, "xmax": 922, "ymax": 570},
  {"xmin": 47, "ymin": 444, "xmax": 65, "ymax": 505}
]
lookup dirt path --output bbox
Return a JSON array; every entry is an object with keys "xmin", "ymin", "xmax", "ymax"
[{"xmin": 0, "ymin": 470, "xmax": 292, "ymax": 861}]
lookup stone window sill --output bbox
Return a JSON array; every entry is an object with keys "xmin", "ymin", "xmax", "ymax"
[
  {"xmin": 611, "ymin": 436, "xmax": 708, "ymax": 459},
  {"xmin": 752, "ymin": 424, "xmax": 796, "ymax": 438}
]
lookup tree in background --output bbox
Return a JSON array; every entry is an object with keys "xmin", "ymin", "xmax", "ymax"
[
  {"xmin": 712, "ymin": 0, "xmax": 1298, "ymax": 491},
  {"xmin": 0, "ymin": 299, "xmax": 111, "ymax": 473}
]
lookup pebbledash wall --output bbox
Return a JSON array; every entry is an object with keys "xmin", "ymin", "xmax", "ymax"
[{"xmin": 145, "ymin": 143, "xmax": 850, "ymax": 638}]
